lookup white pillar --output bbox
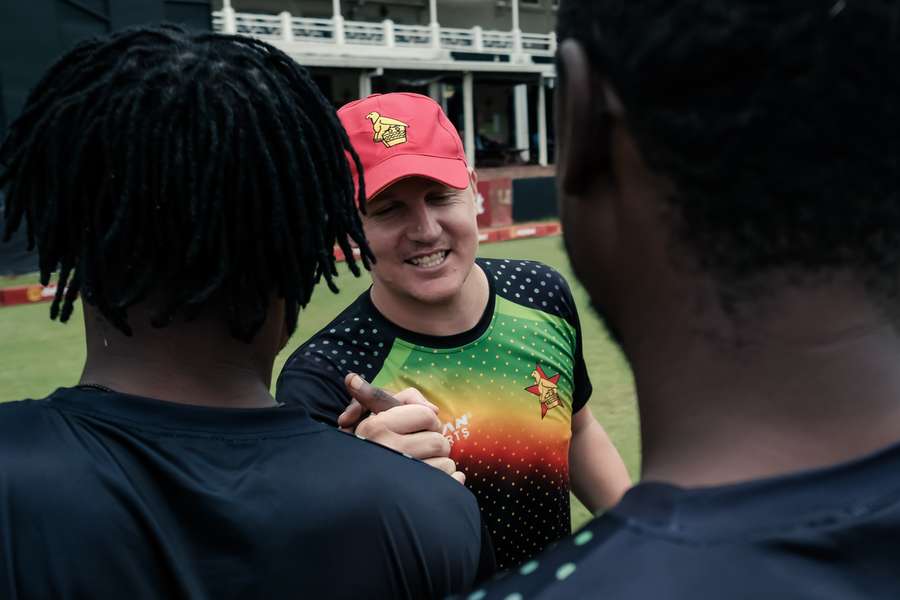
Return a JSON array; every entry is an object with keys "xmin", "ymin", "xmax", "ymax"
[
  {"xmin": 538, "ymin": 78, "xmax": 548, "ymax": 166},
  {"xmin": 280, "ymin": 11, "xmax": 293, "ymax": 42},
  {"xmin": 511, "ymin": 0, "xmax": 522, "ymax": 55},
  {"xmin": 333, "ymin": 0, "xmax": 345, "ymax": 45},
  {"xmin": 514, "ymin": 83, "xmax": 530, "ymax": 163},
  {"xmin": 429, "ymin": 0, "xmax": 441, "ymax": 48},
  {"xmin": 431, "ymin": 22, "xmax": 441, "ymax": 49},
  {"xmin": 463, "ymin": 72, "xmax": 475, "ymax": 167},
  {"xmin": 473, "ymin": 25, "xmax": 483, "ymax": 52},
  {"xmin": 383, "ymin": 19, "xmax": 395, "ymax": 47},
  {"xmin": 222, "ymin": 0, "xmax": 237, "ymax": 34},
  {"xmin": 359, "ymin": 71, "xmax": 372, "ymax": 98}
]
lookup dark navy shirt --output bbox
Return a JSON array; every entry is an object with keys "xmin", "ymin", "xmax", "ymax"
[
  {"xmin": 0, "ymin": 387, "xmax": 494, "ymax": 599},
  {"xmin": 469, "ymin": 439, "xmax": 900, "ymax": 599}
]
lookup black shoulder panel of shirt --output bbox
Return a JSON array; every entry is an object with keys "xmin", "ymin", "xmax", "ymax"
[
  {"xmin": 277, "ymin": 291, "xmax": 398, "ymax": 425},
  {"xmin": 477, "ymin": 258, "xmax": 582, "ymax": 330}
]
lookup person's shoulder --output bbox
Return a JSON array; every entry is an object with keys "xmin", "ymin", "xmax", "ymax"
[
  {"xmin": 0, "ymin": 394, "xmax": 99, "ymax": 503},
  {"xmin": 315, "ymin": 427, "xmax": 478, "ymax": 509},
  {"xmin": 308, "ymin": 429, "xmax": 484, "ymax": 563},
  {"xmin": 0, "ymin": 397, "xmax": 55, "ymax": 451},
  {"xmin": 280, "ymin": 289, "xmax": 394, "ymax": 383},
  {"xmin": 301, "ymin": 430, "xmax": 486, "ymax": 596},
  {"xmin": 478, "ymin": 257, "xmax": 579, "ymax": 321},
  {"xmin": 284, "ymin": 290, "xmax": 368, "ymax": 360},
  {"xmin": 469, "ymin": 513, "xmax": 727, "ymax": 599}
]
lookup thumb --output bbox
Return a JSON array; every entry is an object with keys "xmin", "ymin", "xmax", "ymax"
[{"xmin": 344, "ymin": 372, "xmax": 402, "ymax": 414}]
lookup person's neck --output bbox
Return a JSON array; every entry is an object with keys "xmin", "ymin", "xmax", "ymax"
[
  {"xmin": 630, "ymin": 278, "xmax": 900, "ymax": 488},
  {"xmin": 79, "ymin": 308, "xmax": 280, "ymax": 409},
  {"xmin": 370, "ymin": 263, "xmax": 489, "ymax": 336}
]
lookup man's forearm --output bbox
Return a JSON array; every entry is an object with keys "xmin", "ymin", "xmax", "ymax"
[{"xmin": 569, "ymin": 410, "xmax": 631, "ymax": 513}]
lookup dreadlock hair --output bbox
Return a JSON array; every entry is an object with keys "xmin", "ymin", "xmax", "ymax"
[
  {"xmin": 0, "ymin": 25, "xmax": 373, "ymax": 342},
  {"xmin": 558, "ymin": 1, "xmax": 900, "ymax": 299}
]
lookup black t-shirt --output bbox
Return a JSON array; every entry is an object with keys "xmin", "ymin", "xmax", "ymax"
[
  {"xmin": 277, "ymin": 258, "xmax": 592, "ymax": 569},
  {"xmin": 469, "ymin": 439, "xmax": 900, "ymax": 599},
  {"xmin": 0, "ymin": 387, "xmax": 494, "ymax": 599}
]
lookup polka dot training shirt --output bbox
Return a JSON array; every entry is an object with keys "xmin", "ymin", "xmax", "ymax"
[{"xmin": 277, "ymin": 258, "xmax": 592, "ymax": 569}]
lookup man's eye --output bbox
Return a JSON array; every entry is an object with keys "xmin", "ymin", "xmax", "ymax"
[{"xmin": 370, "ymin": 204, "xmax": 396, "ymax": 216}]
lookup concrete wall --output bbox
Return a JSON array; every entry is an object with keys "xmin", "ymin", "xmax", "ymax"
[{"xmin": 220, "ymin": 0, "xmax": 556, "ymax": 32}]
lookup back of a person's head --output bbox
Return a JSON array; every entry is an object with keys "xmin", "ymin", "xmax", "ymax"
[
  {"xmin": 558, "ymin": 1, "xmax": 899, "ymax": 298},
  {"xmin": 0, "ymin": 25, "xmax": 371, "ymax": 342}
]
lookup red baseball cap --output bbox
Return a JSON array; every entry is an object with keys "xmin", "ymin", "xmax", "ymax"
[{"xmin": 338, "ymin": 92, "xmax": 470, "ymax": 202}]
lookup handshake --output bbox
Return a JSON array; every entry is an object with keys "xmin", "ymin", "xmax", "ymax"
[{"xmin": 339, "ymin": 373, "xmax": 465, "ymax": 485}]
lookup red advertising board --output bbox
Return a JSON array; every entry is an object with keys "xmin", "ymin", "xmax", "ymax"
[{"xmin": 476, "ymin": 177, "xmax": 513, "ymax": 229}]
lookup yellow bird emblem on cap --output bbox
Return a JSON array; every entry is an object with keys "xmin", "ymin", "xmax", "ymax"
[{"xmin": 366, "ymin": 112, "xmax": 409, "ymax": 148}]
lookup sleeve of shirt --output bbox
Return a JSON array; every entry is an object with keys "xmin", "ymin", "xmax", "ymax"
[
  {"xmin": 276, "ymin": 348, "xmax": 350, "ymax": 427},
  {"xmin": 555, "ymin": 270, "xmax": 593, "ymax": 414}
]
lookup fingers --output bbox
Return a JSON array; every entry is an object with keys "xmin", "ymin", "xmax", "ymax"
[
  {"xmin": 451, "ymin": 471, "xmax": 466, "ymax": 485},
  {"xmin": 355, "ymin": 404, "xmax": 443, "ymax": 438},
  {"xmin": 393, "ymin": 387, "xmax": 439, "ymax": 413},
  {"xmin": 424, "ymin": 457, "xmax": 457, "ymax": 475},
  {"xmin": 357, "ymin": 424, "xmax": 450, "ymax": 459},
  {"xmin": 337, "ymin": 399, "xmax": 366, "ymax": 429},
  {"xmin": 345, "ymin": 373, "xmax": 402, "ymax": 413},
  {"xmin": 340, "ymin": 374, "xmax": 439, "ymax": 432}
]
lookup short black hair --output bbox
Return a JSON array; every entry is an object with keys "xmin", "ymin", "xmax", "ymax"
[
  {"xmin": 558, "ymin": 1, "xmax": 900, "ymax": 293},
  {"xmin": 0, "ymin": 25, "xmax": 372, "ymax": 341}
]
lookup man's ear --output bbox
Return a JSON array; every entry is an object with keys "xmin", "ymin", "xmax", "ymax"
[{"xmin": 556, "ymin": 39, "xmax": 622, "ymax": 197}]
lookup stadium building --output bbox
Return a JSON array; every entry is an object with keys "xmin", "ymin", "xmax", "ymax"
[{"xmin": 213, "ymin": 0, "xmax": 558, "ymax": 171}]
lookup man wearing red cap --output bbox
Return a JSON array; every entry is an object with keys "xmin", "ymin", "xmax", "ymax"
[{"xmin": 277, "ymin": 92, "xmax": 630, "ymax": 569}]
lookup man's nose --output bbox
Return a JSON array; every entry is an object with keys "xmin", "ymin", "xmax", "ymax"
[{"xmin": 407, "ymin": 204, "xmax": 442, "ymax": 242}]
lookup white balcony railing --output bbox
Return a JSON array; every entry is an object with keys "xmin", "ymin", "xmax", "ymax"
[
  {"xmin": 234, "ymin": 13, "xmax": 283, "ymax": 38},
  {"xmin": 343, "ymin": 20, "xmax": 386, "ymax": 46},
  {"xmin": 393, "ymin": 24, "xmax": 433, "ymax": 48},
  {"xmin": 212, "ymin": 10, "xmax": 557, "ymax": 59},
  {"xmin": 291, "ymin": 18, "xmax": 335, "ymax": 44},
  {"xmin": 481, "ymin": 30, "xmax": 515, "ymax": 51}
]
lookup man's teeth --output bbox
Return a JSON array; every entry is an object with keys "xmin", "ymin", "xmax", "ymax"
[{"xmin": 409, "ymin": 251, "xmax": 447, "ymax": 268}]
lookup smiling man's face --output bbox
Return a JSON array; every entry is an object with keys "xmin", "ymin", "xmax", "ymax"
[{"xmin": 363, "ymin": 175, "xmax": 479, "ymax": 307}]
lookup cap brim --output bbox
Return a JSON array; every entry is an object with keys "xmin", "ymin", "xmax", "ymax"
[{"xmin": 362, "ymin": 154, "xmax": 470, "ymax": 201}]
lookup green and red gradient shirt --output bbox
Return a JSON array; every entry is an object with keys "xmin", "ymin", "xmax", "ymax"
[{"xmin": 277, "ymin": 258, "xmax": 592, "ymax": 568}]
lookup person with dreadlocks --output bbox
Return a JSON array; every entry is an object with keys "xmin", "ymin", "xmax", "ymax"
[
  {"xmin": 468, "ymin": 0, "xmax": 900, "ymax": 598},
  {"xmin": 0, "ymin": 26, "xmax": 493, "ymax": 598}
]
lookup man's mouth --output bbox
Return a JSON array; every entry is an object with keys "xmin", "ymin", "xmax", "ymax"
[{"xmin": 406, "ymin": 250, "xmax": 450, "ymax": 268}]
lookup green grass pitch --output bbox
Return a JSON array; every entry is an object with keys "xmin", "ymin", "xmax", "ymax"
[{"xmin": 0, "ymin": 236, "xmax": 639, "ymax": 529}]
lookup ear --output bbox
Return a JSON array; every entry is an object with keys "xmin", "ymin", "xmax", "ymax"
[{"xmin": 556, "ymin": 40, "xmax": 623, "ymax": 197}]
